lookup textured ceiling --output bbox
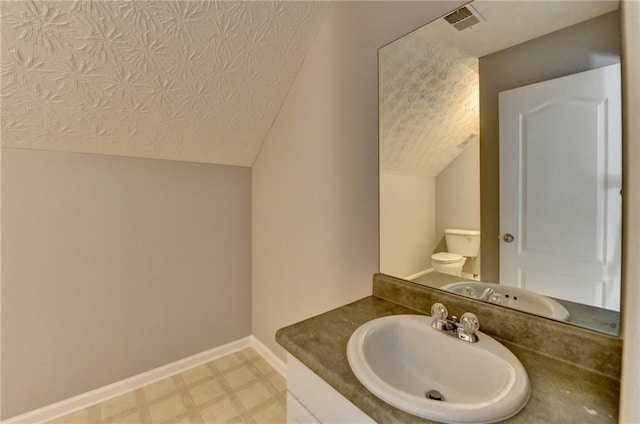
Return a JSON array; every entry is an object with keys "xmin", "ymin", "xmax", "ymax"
[
  {"xmin": 0, "ymin": 1, "xmax": 328, "ymax": 166},
  {"xmin": 379, "ymin": 0, "xmax": 618, "ymax": 178},
  {"xmin": 379, "ymin": 29, "xmax": 478, "ymax": 178}
]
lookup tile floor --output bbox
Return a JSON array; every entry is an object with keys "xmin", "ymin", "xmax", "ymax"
[{"xmin": 49, "ymin": 348, "xmax": 286, "ymax": 424}]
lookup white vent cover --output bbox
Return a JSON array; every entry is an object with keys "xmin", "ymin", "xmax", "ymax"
[{"xmin": 444, "ymin": 4, "xmax": 485, "ymax": 31}]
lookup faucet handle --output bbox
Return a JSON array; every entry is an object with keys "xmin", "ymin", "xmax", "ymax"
[
  {"xmin": 488, "ymin": 292, "xmax": 508, "ymax": 306},
  {"xmin": 431, "ymin": 302, "xmax": 448, "ymax": 320},
  {"xmin": 430, "ymin": 303, "xmax": 453, "ymax": 331},
  {"xmin": 460, "ymin": 312, "xmax": 479, "ymax": 333},
  {"xmin": 461, "ymin": 286, "xmax": 478, "ymax": 298},
  {"xmin": 457, "ymin": 312, "xmax": 480, "ymax": 342}
]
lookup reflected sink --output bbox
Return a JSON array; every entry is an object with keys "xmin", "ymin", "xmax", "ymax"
[
  {"xmin": 440, "ymin": 281, "xmax": 570, "ymax": 321},
  {"xmin": 347, "ymin": 314, "xmax": 530, "ymax": 423}
]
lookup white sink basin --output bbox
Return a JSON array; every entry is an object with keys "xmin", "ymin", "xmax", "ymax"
[
  {"xmin": 440, "ymin": 281, "xmax": 570, "ymax": 321},
  {"xmin": 347, "ymin": 314, "xmax": 530, "ymax": 423}
]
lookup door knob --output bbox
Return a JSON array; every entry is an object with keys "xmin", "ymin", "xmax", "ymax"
[{"xmin": 503, "ymin": 233, "xmax": 515, "ymax": 243}]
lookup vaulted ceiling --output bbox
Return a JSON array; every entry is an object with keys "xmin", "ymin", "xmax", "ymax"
[
  {"xmin": 379, "ymin": 0, "xmax": 618, "ymax": 178},
  {"xmin": 0, "ymin": 1, "xmax": 328, "ymax": 166},
  {"xmin": 379, "ymin": 29, "xmax": 479, "ymax": 178}
]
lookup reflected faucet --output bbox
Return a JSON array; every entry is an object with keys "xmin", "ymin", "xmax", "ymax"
[
  {"xmin": 479, "ymin": 287, "xmax": 495, "ymax": 301},
  {"xmin": 482, "ymin": 288, "xmax": 508, "ymax": 305}
]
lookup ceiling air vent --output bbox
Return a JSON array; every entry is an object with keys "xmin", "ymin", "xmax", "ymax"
[{"xmin": 443, "ymin": 5, "xmax": 485, "ymax": 31}]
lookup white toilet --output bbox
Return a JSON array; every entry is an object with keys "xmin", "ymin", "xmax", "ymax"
[{"xmin": 431, "ymin": 228, "xmax": 481, "ymax": 277}]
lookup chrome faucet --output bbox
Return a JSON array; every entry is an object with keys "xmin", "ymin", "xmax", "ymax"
[
  {"xmin": 430, "ymin": 303, "xmax": 480, "ymax": 343},
  {"xmin": 479, "ymin": 287, "xmax": 495, "ymax": 301},
  {"xmin": 478, "ymin": 287, "xmax": 508, "ymax": 306}
]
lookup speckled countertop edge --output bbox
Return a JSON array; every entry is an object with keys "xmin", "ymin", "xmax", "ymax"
[{"xmin": 276, "ymin": 296, "xmax": 619, "ymax": 424}]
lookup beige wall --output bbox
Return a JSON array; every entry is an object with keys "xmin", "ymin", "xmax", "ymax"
[
  {"xmin": 435, "ymin": 139, "xmax": 481, "ymax": 276},
  {"xmin": 252, "ymin": 1, "xmax": 465, "ymax": 360},
  {"xmin": 1, "ymin": 149, "xmax": 251, "ymax": 418},
  {"xmin": 435, "ymin": 139, "xmax": 481, "ymax": 240},
  {"xmin": 380, "ymin": 174, "xmax": 436, "ymax": 278},
  {"xmin": 478, "ymin": 12, "xmax": 620, "ymax": 282}
]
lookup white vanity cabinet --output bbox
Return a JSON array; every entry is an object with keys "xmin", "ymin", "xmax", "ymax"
[{"xmin": 286, "ymin": 354, "xmax": 375, "ymax": 424}]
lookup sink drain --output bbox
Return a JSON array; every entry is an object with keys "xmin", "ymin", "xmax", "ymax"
[{"xmin": 425, "ymin": 390, "xmax": 445, "ymax": 401}]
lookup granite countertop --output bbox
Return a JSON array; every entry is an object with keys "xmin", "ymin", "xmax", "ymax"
[{"xmin": 276, "ymin": 296, "xmax": 619, "ymax": 424}]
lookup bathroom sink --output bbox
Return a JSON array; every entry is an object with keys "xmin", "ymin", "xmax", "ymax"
[
  {"xmin": 347, "ymin": 314, "xmax": 530, "ymax": 423},
  {"xmin": 440, "ymin": 281, "xmax": 570, "ymax": 321}
]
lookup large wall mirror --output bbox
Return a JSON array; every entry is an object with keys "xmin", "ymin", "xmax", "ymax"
[{"xmin": 379, "ymin": 1, "xmax": 622, "ymax": 336}]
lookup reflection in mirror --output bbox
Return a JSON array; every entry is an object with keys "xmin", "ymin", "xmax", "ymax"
[{"xmin": 379, "ymin": 1, "xmax": 622, "ymax": 335}]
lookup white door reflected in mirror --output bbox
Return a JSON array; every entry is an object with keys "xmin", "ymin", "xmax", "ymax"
[{"xmin": 499, "ymin": 64, "xmax": 621, "ymax": 312}]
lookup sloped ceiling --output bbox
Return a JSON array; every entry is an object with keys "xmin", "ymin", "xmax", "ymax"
[
  {"xmin": 379, "ymin": 0, "xmax": 618, "ymax": 178},
  {"xmin": 0, "ymin": 1, "xmax": 328, "ymax": 166},
  {"xmin": 379, "ymin": 28, "xmax": 479, "ymax": 178}
]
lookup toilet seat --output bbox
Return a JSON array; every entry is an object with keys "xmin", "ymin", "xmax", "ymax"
[{"xmin": 431, "ymin": 252, "xmax": 464, "ymax": 263}]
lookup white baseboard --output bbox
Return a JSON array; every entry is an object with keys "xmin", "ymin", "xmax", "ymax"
[
  {"xmin": 405, "ymin": 267, "xmax": 434, "ymax": 281},
  {"xmin": 4, "ymin": 336, "xmax": 285, "ymax": 424},
  {"xmin": 249, "ymin": 335, "xmax": 286, "ymax": 377}
]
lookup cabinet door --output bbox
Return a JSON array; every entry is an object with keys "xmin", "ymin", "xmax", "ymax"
[
  {"xmin": 287, "ymin": 355, "xmax": 375, "ymax": 424},
  {"xmin": 287, "ymin": 392, "xmax": 320, "ymax": 424}
]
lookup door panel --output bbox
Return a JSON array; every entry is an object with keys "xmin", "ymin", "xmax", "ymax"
[
  {"xmin": 499, "ymin": 63, "xmax": 621, "ymax": 311},
  {"xmin": 521, "ymin": 270, "xmax": 605, "ymax": 307}
]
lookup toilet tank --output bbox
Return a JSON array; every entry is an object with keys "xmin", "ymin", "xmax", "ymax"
[{"xmin": 445, "ymin": 228, "xmax": 481, "ymax": 257}]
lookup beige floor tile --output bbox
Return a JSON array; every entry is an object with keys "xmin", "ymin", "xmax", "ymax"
[
  {"xmin": 224, "ymin": 366, "xmax": 257, "ymax": 389},
  {"xmin": 148, "ymin": 395, "xmax": 186, "ymax": 424},
  {"xmin": 101, "ymin": 393, "xmax": 138, "ymax": 420},
  {"xmin": 164, "ymin": 414, "xmax": 195, "ymax": 424},
  {"xmin": 181, "ymin": 365, "xmax": 213, "ymax": 386},
  {"xmin": 213, "ymin": 353, "xmax": 243, "ymax": 372},
  {"xmin": 188, "ymin": 379, "xmax": 225, "ymax": 406},
  {"xmin": 267, "ymin": 374, "xmax": 286, "ymax": 393},
  {"xmin": 145, "ymin": 378, "xmax": 178, "ymax": 402},
  {"xmin": 198, "ymin": 397, "xmax": 242, "ymax": 423},
  {"xmin": 110, "ymin": 410, "xmax": 142, "ymax": 424},
  {"xmin": 251, "ymin": 358, "xmax": 273, "ymax": 376},
  {"xmin": 236, "ymin": 382, "xmax": 272, "ymax": 410},
  {"xmin": 240, "ymin": 348, "xmax": 259, "ymax": 360},
  {"xmin": 48, "ymin": 349, "xmax": 284, "ymax": 424},
  {"xmin": 251, "ymin": 401, "xmax": 286, "ymax": 424}
]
